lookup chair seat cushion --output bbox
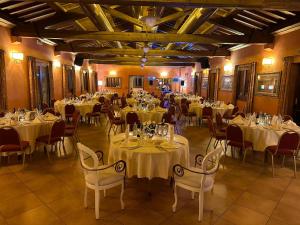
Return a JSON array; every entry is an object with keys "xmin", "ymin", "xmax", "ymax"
[
  {"xmin": 175, "ymin": 167, "xmax": 214, "ymax": 191},
  {"xmin": 228, "ymin": 140, "xmax": 253, "ymax": 149},
  {"xmin": 266, "ymin": 145, "xmax": 296, "ymax": 156},
  {"xmin": 36, "ymin": 135, "xmax": 61, "ymax": 144},
  {"xmin": 85, "ymin": 167, "xmax": 124, "ymax": 186},
  {"xmin": 0, "ymin": 141, "xmax": 29, "ymax": 152}
]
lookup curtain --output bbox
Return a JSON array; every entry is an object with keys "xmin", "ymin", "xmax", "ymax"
[
  {"xmin": 28, "ymin": 56, "xmax": 39, "ymax": 109},
  {"xmin": 63, "ymin": 65, "xmax": 76, "ymax": 97},
  {"xmin": 278, "ymin": 56, "xmax": 294, "ymax": 114},
  {"xmin": 48, "ymin": 61, "xmax": 54, "ymax": 101},
  {"xmin": 72, "ymin": 66, "xmax": 76, "ymax": 95},
  {"xmin": 0, "ymin": 50, "xmax": 7, "ymax": 111}
]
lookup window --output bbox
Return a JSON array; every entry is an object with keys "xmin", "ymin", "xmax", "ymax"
[
  {"xmin": 236, "ymin": 70, "xmax": 250, "ymax": 100},
  {"xmin": 105, "ymin": 77, "xmax": 121, "ymax": 88},
  {"xmin": 129, "ymin": 75, "xmax": 144, "ymax": 89}
]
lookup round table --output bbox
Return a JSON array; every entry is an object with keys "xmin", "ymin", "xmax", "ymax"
[
  {"xmin": 189, "ymin": 103, "xmax": 233, "ymax": 119},
  {"xmin": 0, "ymin": 116, "xmax": 55, "ymax": 154},
  {"xmin": 120, "ymin": 107, "xmax": 167, "ymax": 124},
  {"xmin": 229, "ymin": 118, "xmax": 300, "ymax": 151},
  {"xmin": 108, "ymin": 133, "xmax": 189, "ymax": 179},
  {"xmin": 54, "ymin": 100, "xmax": 98, "ymax": 118}
]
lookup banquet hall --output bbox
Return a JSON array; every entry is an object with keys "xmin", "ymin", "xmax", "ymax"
[{"xmin": 1, "ymin": 1, "xmax": 300, "ymax": 225}]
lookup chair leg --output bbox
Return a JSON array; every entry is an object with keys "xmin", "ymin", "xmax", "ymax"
[
  {"xmin": 84, "ymin": 186, "xmax": 88, "ymax": 208},
  {"xmin": 294, "ymin": 156, "xmax": 297, "ymax": 178},
  {"xmin": 243, "ymin": 149, "xmax": 247, "ymax": 163},
  {"xmin": 281, "ymin": 155, "xmax": 285, "ymax": 167},
  {"xmin": 198, "ymin": 190, "xmax": 204, "ymax": 221},
  {"xmin": 172, "ymin": 184, "xmax": 177, "ymax": 212},
  {"xmin": 120, "ymin": 183, "xmax": 125, "ymax": 209},
  {"xmin": 22, "ymin": 152, "xmax": 26, "ymax": 166},
  {"xmin": 95, "ymin": 190, "xmax": 100, "ymax": 219},
  {"xmin": 271, "ymin": 155, "xmax": 275, "ymax": 177}
]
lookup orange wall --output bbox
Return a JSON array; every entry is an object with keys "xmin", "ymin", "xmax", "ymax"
[
  {"xmin": 209, "ymin": 28, "xmax": 300, "ymax": 115},
  {"xmin": 0, "ymin": 26, "xmax": 74, "ymax": 110},
  {"xmin": 93, "ymin": 64, "xmax": 196, "ymax": 96}
]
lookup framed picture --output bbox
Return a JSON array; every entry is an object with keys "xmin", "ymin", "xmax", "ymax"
[
  {"xmin": 201, "ymin": 77, "xmax": 208, "ymax": 89},
  {"xmin": 255, "ymin": 72, "xmax": 281, "ymax": 97},
  {"xmin": 221, "ymin": 75, "xmax": 233, "ymax": 91}
]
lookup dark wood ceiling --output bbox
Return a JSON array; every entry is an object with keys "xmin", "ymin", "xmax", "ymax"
[{"xmin": 2, "ymin": 0, "xmax": 300, "ymax": 66}]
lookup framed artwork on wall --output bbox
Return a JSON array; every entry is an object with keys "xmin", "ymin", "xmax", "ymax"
[
  {"xmin": 201, "ymin": 77, "xmax": 208, "ymax": 89},
  {"xmin": 255, "ymin": 72, "xmax": 281, "ymax": 97},
  {"xmin": 221, "ymin": 75, "xmax": 233, "ymax": 91}
]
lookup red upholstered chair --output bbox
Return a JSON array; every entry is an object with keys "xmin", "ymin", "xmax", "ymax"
[
  {"xmin": 283, "ymin": 115, "xmax": 293, "ymax": 122},
  {"xmin": 200, "ymin": 106, "xmax": 213, "ymax": 126},
  {"xmin": 65, "ymin": 104, "xmax": 75, "ymax": 122},
  {"xmin": 126, "ymin": 112, "xmax": 140, "ymax": 130},
  {"xmin": 265, "ymin": 131, "xmax": 300, "ymax": 177},
  {"xmin": 41, "ymin": 103, "xmax": 49, "ymax": 111},
  {"xmin": 162, "ymin": 112, "xmax": 178, "ymax": 133},
  {"xmin": 64, "ymin": 111, "xmax": 81, "ymax": 156},
  {"xmin": 35, "ymin": 120, "xmax": 66, "ymax": 160},
  {"xmin": 98, "ymin": 96, "xmax": 105, "ymax": 104},
  {"xmin": 180, "ymin": 98, "xmax": 187, "ymax": 105},
  {"xmin": 120, "ymin": 97, "xmax": 127, "ymax": 109},
  {"xmin": 225, "ymin": 124, "xmax": 253, "ymax": 162},
  {"xmin": 179, "ymin": 103, "xmax": 197, "ymax": 125},
  {"xmin": 0, "ymin": 112, "xmax": 5, "ymax": 118},
  {"xmin": 86, "ymin": 103, "xmax": 102, "ymax": 125},
  {"xmin": 107, "ymin": 110, "xmax": 125, "ymax": 134},
  {"xmin": 168, "ymin": 105, "xmax": 176, "ymax": 116},
  {"xmin": 215, "ymin": 112, "xmax": 227, "ymax": 132},
  {"xmin": 206, "ymin": 118, "xmax": 226, "ymax": 153},
  {"xmin": 0, "ymin": 126, "xmax": 29, "ymax": 165}
]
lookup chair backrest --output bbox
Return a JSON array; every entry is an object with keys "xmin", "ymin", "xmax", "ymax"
[
  {"xmin": 232, "ymin": 106, "xmax": 239, "ymax": 115},
  {"xmin": 181, "ymin": 98, "xmax": 187, "ymax": 105},
  {"xmin": 168, "ymin": 105, "xmax": 176, "ymax": 116},
  {"xmin": 77, "ymin": 143, "xmax": 100, "ymax": 178},
  {"xmin": 276, "ymin": 131, "xmax": 300, "ymax": 154},
  {"xmin": 283, "ymin": 115, "xmax": 293, "ymax": 122},
  {"xmin": 0, "ymin": 112, "xmax": 5, "ymax": 118},
  {"xmin": 0, "ymin": 126, "xmax": 21, "ymax": 147},
  {"xmin": 126, "ymin": 112, "xmax": 139, "ymax": 125},
  {"xmin": 121, "ymin": 97, "xmax": 127, "ymax": 108},
  {"xmin": 226, "ymin": 124, "xmax": 243, "ymax": 143},
  {"xmin": 50, "ymin": 120, "xmax": 65, "ymax": 140},
  {"xmin": 162, "ymin": 112, "xmax": 173, "ymax": 123},
  {"xmin": 202, "ymin": 147, "xmax": 222, "ymax": 174},
  {"xmin": 42, "ymin": 103, "xmax": 49, "ymax": 110},
  {"xmin": 98, "ymin": 96, "xmax": 105, "ymax": 104},
  {"xmin": 202, "ymin": 107, "xmax": 213, "ymax": 117},
  {"xmin": 71, "ymin": 110, "xmax": 81, "ymax": 127},
  {"xmin": 92, "ymin": 103, "xmax": 102, "ymax": 113},
  {"xmin": 215, "ymin": 112, "xmax": 223, "ymax": 128},
  {"xmin": 65, "ymin": 104, "xmax": 75, "ymax": 115},
  {"xmin": 42, "ymin": 108, "xmax": 55, "ymax": 115},
  {"xmin": 180, "ymin": 104, "xmax": 189, "ymax": 114}
]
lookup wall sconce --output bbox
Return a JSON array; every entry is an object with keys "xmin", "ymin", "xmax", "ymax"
[
  {"xmin": 203, "ymin": 69, "xmax": 209, "ymax": 76},
  {"xmin": 160, "ymin": 71, "xmax": 168, "ymax": 77},
  {"xmin": 97, "ymin": 80, "xmax": 103, "ymax": 86},
  {"xmin": 224, "ymin": 63, "xmax": 233, "ymax": 73},
  {"xmin": 109, "ymin": 70, "xmax": 117, "ymax": 76},
  {"xmin": 53, "ymin": 60, "xmax": 61, "ymax": 68},
  {"xmin": 10, "ymin": 52, "xmax": 24, "ymax": 63},
  {"xmin": 262, "ymin": 57, "xmax": 274, "ymax": 65},
  {"xmin": 75, "ymin": 65, "xmax": 81, "ymax": 71}
]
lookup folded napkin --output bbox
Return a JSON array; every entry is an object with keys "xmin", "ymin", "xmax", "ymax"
[
  {"xmin": 271, "ymin": 115, "xmax": 278, "ymax": 125},
  {"xmin": 232, "ymin": 115, "xmax": 245, "ymax": 124},
  {"xmin": 227, "ymin": 104, "xmax": 234, "ymax": 109},
  {"xmin": 32, "ymin": 117, "xmax": 42, "ymax": 124},
  {"xmin": 43, "ymin": 113, "xmax": 58, "ymax": 121},
  {"xmin": 283, "ymin": 120, "xmax": 299, "ymax": 129}
]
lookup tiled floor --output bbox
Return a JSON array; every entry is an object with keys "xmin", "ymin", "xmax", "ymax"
[{"xmin": 0, "ymin": 123, "xmax": 300, "ymax": 225}]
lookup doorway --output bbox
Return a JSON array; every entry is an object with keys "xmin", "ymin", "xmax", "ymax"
[
  {"xmin": 129, "ymin": 75, "xmax": 144, "ymax": 90},
  {"xmin": 36, "ymin": 60, "xmax": 51, "ymax": 108}
]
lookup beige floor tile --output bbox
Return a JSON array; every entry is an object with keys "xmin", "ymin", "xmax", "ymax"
[
  {"xmin": 235, "ymin": 192, "xmax": 277, "ymax": 216},
  {"xmin": 0, "ymin": 193, "xmax": 42, "ymax": 218},
  {"xmin": 6, "ymin": 206, "xmax": 63, "ymax": 225},
  {"xmin": 0, "ymin": 182, "xmax": 31, "ymax": 202},
  {"xmin": 222, "ymin": 205, "xmax": 269, "ymax": 225},
  {"xmin": 271, "ymin": 202, "xmax": 300, "ymax": 225}
]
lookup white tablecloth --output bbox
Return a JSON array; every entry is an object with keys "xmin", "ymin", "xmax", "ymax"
[
  {"xmin": 189, "ymin": 103, "xmax": 233, "ymax": 119},
  {"xmin": 0, "ymin": 118, "xmax": 54, "ymax": 154},
  {"xmin": 120, "ymin": 107, "xmax": 167, "ymax": 124},
  {"xmin": 54, "ymin": 100, "xmax": 98, "ymax": 118},
  {"xmin": 229, "ymin": 119, "xmax": 300, "ymax": 151},
  {"xmin": 108, "ymin": 133, "xmax": 189, "ymax": 179}
]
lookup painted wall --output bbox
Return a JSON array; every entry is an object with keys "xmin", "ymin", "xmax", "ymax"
[
  {"xmin": 0, "ymin": 26, "xmax": 74, "ymax": 110},
  {"xmin": 209, "ymin": 28, "xmax": 300, "ymax": 115}
]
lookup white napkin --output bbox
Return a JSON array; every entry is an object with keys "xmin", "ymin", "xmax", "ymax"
[
  {"xmin": 43, "ymin": 113, "xmax": 58, "ymax": 121},
  {"xmin": 32, "ymin": 117, "xmax": 41, "ymax": 124},
  {"xmin": 227, "ymin": 104, "xmax": 234, "ymax": 109},
  {"xmin": 283, "ymin": 120, "xmax": 299, "ymax": 129},
  {"xmin": 271, "ymin": 115, "xmax": 278, "ymax": 125},
  {"xmin": 232, "ymin": 115, "xmax": 245, "ymax": 125}
]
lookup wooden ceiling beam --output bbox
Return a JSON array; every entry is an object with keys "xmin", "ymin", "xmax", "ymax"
[
  {"xmin": 18, "ymin": 0, "xmax": 300, "ymax": 11},
  {"xmin": 154, "ymin": 10, "xmax": 191, "ymax": 26},
  {"xmin": 12, "ymin": 25, "xmax": 273, "ymax": 44},
  {"xmin": 55, "ymin": 45, "xmax": 231, "ymax": 56},
  {"xmin": 89, "ymin": 60, "xmax": 195, "ymax": 66},
  {"xmin": 268, "ymin": 14, "xmax": 300, "ymax": 34},
  {"xmin": 105, "ymin": 7, "xmax": 144, "ymax": 27}
]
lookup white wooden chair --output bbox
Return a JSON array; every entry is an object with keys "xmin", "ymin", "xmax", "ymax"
[
  {"xmin": 77, "ymin": 143, "xmax": 126, "ymax": 219},
  {"xmin": 172, "ymin": 147, "xmax": 222, "ymax": 221}
]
